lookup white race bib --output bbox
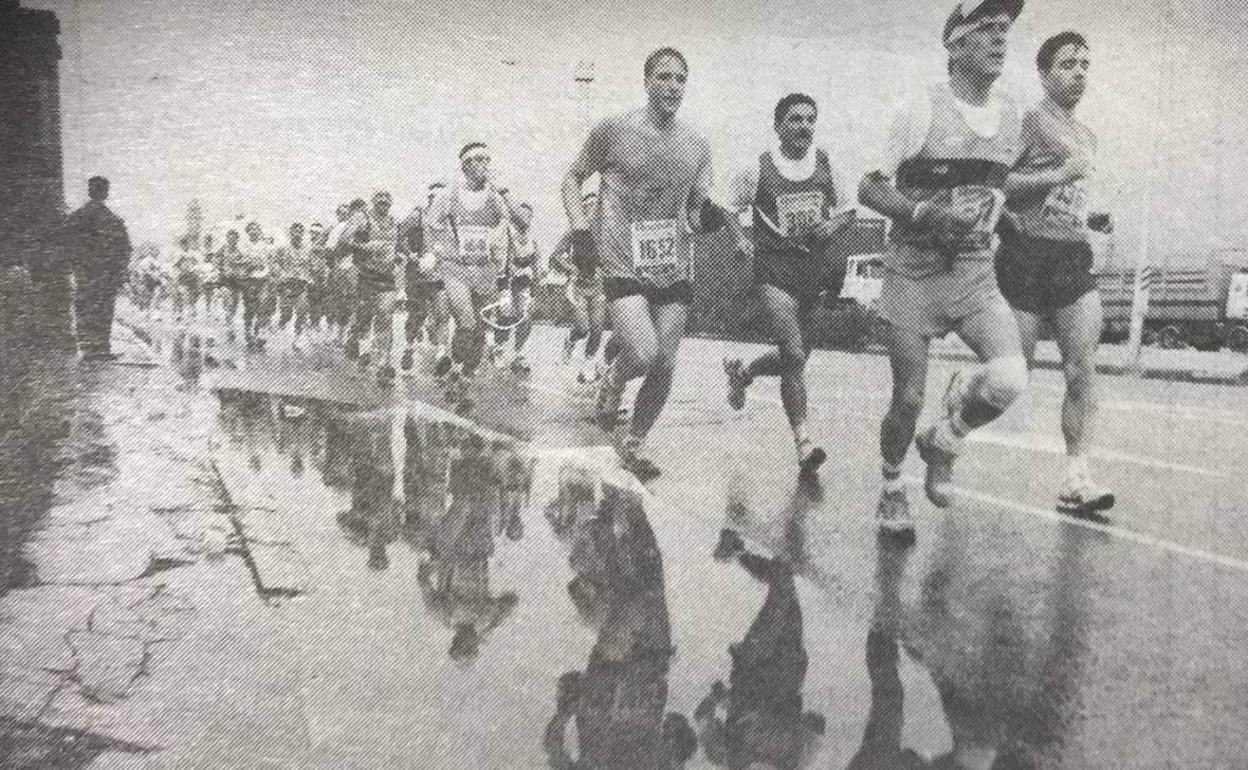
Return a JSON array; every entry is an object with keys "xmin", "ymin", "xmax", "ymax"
[
  {"xmin": 458, "ymin": 225, "xmax": 492, "ymax": 264},
  {"xmin": 1042, "ymin": 181, "xmax": 1089, "ymax": 229},
  {"xmin": 629, "ymin": 219, "xmax": 679, "ymax": 272},
  {"xmin": 775, "ymin": 190, "xmax": 824, "ymax": 236},
  {"xmin": 950, "ymin": 186, "xmax": 1005, "ymax": 249}
]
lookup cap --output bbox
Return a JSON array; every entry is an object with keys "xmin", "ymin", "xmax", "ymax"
[{"xmin": 943, "ymin": 0, "xmax": 1023, "ymax": 43}]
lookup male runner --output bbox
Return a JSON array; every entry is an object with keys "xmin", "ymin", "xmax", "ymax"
[
  {"xmin": 172, "ymin": 236, "xmax": 203, "ymax": 320},
  {"xmin": 271, "ymin": 222, "xmax": 315, "ymax": 349},
  {"xmin": 998, "ymin": 31, "xmax": 1114, "ymax": 515},
  {"xmin": 239, "ymin": 220, "xmax": 274, "ymax": 348},
  {"xmin": 562, "ymin": 47, "xmax": 748, "ymax": 480},
  {"xmin": 305, "ymin": 222, "xmax": 330, "ymax": 336},
  {"xmin": 424, "ymin": 144, "xmax": 523, "ymax": 393},
  {"xmin": 723, "ymin": 93, "xmax": 857, "ymax": 476},
  {"xmin": 550, "ymin": 191, "xmax": 609, "ymax": 383},
  {"xmin": 326, "ymin": 200, "xmax": 365, "ymax": 343},
  {"xmin": 858, "ymin": 0, "xmax": 1030, "ymax": 536},
  {"xmin": 397, "ymin": 182, "xmax": 452, "ymax": 372},
  {"xmin": 346, "ymin": 191, "xmax": 402, "ymax": 386},
  {"xmin": 487, "ymin": 201, "xmax": 540, "ymax": 373}
]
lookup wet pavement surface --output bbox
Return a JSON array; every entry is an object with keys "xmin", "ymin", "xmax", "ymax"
[{"xmin": 4, "ymin": 307, "xmax": 1248, "ymax": 768}]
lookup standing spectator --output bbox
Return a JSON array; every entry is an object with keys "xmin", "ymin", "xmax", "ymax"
[{"xmin": 62, "ymin": 176, "xmax": 132, "ymax": 361}]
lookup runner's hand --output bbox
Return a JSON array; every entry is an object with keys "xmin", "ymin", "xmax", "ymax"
[
  {"xmin": 571, "ymin": 229, "xmax": 597, "ymax": 274},
  {"xmin": 808, "ymin": 208, "xmax": 858, "ymax": 244}
]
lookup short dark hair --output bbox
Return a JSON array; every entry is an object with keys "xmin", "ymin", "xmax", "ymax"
[
  {"xmin": 644, "ymin": 47, "xmax": 687, "ymax": 79},
  {"xmin": 518, "ymin": 203, "xmax": 532, "ymax": 212},
  {"xmin": 774, "ymin": 93, "xmax": 817, "ymax": 125},
  {"xmin": 348, "ymin": 198, "xmax": 368, "ymax": 212},
  {"xmin": 87, "ymin": 176, "xmax": 109, "ymax": 199},
  {"xmin": 1037, "ymin": 31, "xmax": 1088, "ymax": 72},
  {"xmin": 459, "ymin": 142, "xmax": 488, "ymax": 160}
]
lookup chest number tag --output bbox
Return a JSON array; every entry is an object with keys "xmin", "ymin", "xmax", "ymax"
[
  {"xmin": 458, "ymin": 225, "xmax": 492, "ymax": 265},
  {"xmin": 775, "ymin": 190, "xmax": 824, "ymax": 236},
  {"xmin": 630, "ymin": 219, "xmax": 679, "ymax": 273},
  {"xmin": 950, "ymin": 185, "xmax": 1005, "ymax": 250}
]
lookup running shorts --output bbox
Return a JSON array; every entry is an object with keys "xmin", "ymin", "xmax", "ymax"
[
  {"xmin": 995, "ymin": 228, "xmax": 1096, "ymax": 314},
  {"xmin": 755, "ymin": 254, "xmax": 846, "ymax": 302},
  {"xmin": 603, "ymin": 277, "xmax": 693, "ymax": 306},
  {"xmin": 438, "ymin": 261, "xmax": 499, "ymax": 298},
  {"xmin": 877, "ymin": 245, "xmax": 1010, "ymax": 337}
]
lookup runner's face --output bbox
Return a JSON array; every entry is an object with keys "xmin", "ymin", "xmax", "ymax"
[
  {"xmin": 775, "ymin": 102, "xmax": 816, "ymax": 155},
  {"xmin": 645, "ymin": 56, "xmax": 687, "ymax": 116},
  {"xmin": 1043, "ymin": 44, "xmax": 1090, "ymax": 109},
  {"xmin": 462, "ymin": 156, "xmax": 491, "ymax": 187},
  {"xmin": 373, "ymin": 198, "xmax": 391, "ymax": 216},
  {"xmin": 955, "ymin": 15, "xmax": 1012, "ymax": 78}
]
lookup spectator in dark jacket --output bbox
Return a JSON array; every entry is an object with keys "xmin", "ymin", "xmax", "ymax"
[{"xmin": 62, "ymin": 176, "xmax": 132, "ymax": 360}]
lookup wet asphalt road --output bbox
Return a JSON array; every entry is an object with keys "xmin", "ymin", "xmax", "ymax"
[{"xmin": 37, "ymin": 312, "xmax": 1248, "ymax": 768}]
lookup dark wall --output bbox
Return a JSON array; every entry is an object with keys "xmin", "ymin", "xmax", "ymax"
[{"xmin": 0, "ymin": 0, "xmax": 64, "ymax": 274}]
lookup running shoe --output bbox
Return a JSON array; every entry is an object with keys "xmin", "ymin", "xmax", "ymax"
[
  {"xmin": 595, "ymin": 361, "xmax": 625, "ymax": 430},
  {"xmin": 915, "ymin": 426, "xmax": 956, "ymax": 508},
  {"xmin": 577, "ymin": 361, "xmax": 600, "ymax": 385},
  {"xmin": 723, "ymin": 358, "xmax": 749, "ymax": 411},
  {"xmin": 614, "ymin": 431, "xmax": 660, "ymax": 482},
  {"xmin": 797, "ymin": 440, "xmax": 827, "ymax": 478},
  {"xmin": 876, "ymin": 488, "xmax": 915, "ymax": 541},
  {"xmin": 491, "ymin": 346, "xmax": 507, "ymax": 369},
  {"xmin": 1057, "ymin": 479, "xmax": 1115, "ymax": 516}
]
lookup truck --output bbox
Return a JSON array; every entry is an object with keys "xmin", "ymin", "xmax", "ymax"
[{"xmin": 1097, "ymin": 263, "xmax": 1248, "ymax": 352}]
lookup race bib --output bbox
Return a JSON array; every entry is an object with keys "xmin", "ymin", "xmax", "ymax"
[
  {"xmin": 775, "ymin": 190, "xmax": 824, "ymax": 236},
  {"xmin": 1042, "ymin": 181, "xmax": 1089, "ymax": 230},
  {"xmin": 630, "ymin": 219, "xmax": 679, "ymax": 273},
  {"xmin": 950, "ymin": 185, "xmax": 1005, "ymax": 250},
  {"xmin": 458, "ymin": 225, "xmax": 492, "ymax": 264}
]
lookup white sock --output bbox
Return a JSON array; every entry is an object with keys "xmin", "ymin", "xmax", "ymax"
[{"xmin": 1066, "ymin": 455, "xmax": 1090, "ymax": 483}]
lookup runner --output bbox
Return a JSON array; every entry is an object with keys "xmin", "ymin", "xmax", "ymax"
[
  {"xmin": 722, "ymin": 93, "xmax": 858, "ymax": 477},
  {"xmin": 550, "ymin": 191, "xmax": 609, "ymax": 383},
  {"xmin": 216, "ymin": 227, "xmax": 248, "ymax": 341},
  {"xmin": 326, "ymin": 200, "xmax": 364, "ymax": 344},
  {"xmin": 424, "ymin": 143, "xmax": 524, "ymax": 400},
  {"xmin": 998, "ymin": 31, "xmax": 1114, "ymax": 515},
  {"xmin": 172, "ymin": 236, "xmax": 203, "ymax": 321},
  {"xmin": 239, "ymin": 220, "xmax": 274, "ymax": 349},
  {"xmin": 486, "ymin": 201, "xmax": 539, "ymax": 373},
  {"xmin": 345, "ymin": 191, "xmax": 402, "ymax": 386},
  {"xmin": 857, "ymin": 0, "xmax": 1030, "ymax": 537},
  {"xmin": 561, "ymin": 47, "xmax": 748, "ymax": 480},
  {"xmin": 397, "ymin": 182, "xmax": 451, "ymax": 373},
  {"xmin": 305, "ymin": 222, "xmax": 330, "ymax": 337},
  {"xmin": 271, "ymin": 222, "xmax": 315, "ymax": 350}
]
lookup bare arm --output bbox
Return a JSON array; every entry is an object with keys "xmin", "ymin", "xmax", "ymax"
[
  {"xmin": 563, "ymin": 122, "xmax": 607, "ymax": 231},
  {"xmin": 858, "ymin": 170, "xmax": 922, "ymax": 224}
]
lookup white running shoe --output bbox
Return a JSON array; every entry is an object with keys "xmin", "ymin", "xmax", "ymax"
[
  {"xmin": 915, "ymin": 425, "xmax": 957, "ymax": 509},
  {"xmin": 876, "ymin": 487, "xmax": 915, "ymax": 540},
  {"xmin": 1058, "ymin": 478, "xmax": 1115, "ymax": 516}
]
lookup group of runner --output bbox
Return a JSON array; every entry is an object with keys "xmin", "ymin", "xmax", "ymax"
[
  {"xmin": 152, "ymin": 0, "xmax": 1116, "ymax": 532},
  {"xmin": 560, "ymin": 0, "xmax": 1115, "ymax": 529}
]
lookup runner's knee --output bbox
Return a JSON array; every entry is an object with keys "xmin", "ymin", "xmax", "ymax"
[
  {"xmin": 778, "ymin": 344, "xmax": 806, "ymax": 375},
  {"xmin": 977, "ymin": 356, "xmax": 1029, "ymax": 409}
]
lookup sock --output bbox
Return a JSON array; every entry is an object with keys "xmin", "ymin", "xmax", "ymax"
[
  {"xmin": 1066, "ymin": 454, "xmax": 1089, "ymax": 484},
  {"xmin": 793, "ymin": 423, "xmax": 810, "ymax": 456},
  {"xmin": 882, "ymin": 461, "xmax": 904, "ymax": 493}
]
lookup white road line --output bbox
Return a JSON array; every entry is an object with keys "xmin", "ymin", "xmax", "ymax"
[
  {"xmin": 969, "ymin": 430, "xmax": 1228, "ymax": 478},
  {"xmin": 911, "ymin": 476, "xmax": 1248, "ymax": 575}
]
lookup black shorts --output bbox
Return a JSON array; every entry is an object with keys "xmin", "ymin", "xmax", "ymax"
[
  {"xmin": 603, "ymin": 277, "xmax": 693, "ymax": 306},
  {"xmin": 995, "ymin": 229, "xmax": 1096, "ymax": 314},
  {"xmin": 754, "ymin": 253, "xmax": 846, "ymax": 302}
]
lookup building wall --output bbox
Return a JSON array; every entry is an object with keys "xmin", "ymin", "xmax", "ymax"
[{"xmin": 0, "ymin": 0, "xmax": 63, "ymax": 273}]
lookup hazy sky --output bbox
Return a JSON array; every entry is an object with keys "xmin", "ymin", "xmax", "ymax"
[{"xmin": 30, "ymin": 0, "xmax": 1248, "ymax": 265}]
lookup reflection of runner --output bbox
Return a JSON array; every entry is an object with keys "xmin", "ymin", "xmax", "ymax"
[
  {"xmin": 544, "ymin": 485, "xmax": 696, "ymax": 769},
  {"xmin": 417, "ymin": 434, "xmax": 519, "ymax": 660},
  {"xmin": 697, "ymin": 544, "xmax": 824, "ymax": 769},
  {"xmin": 562, "ymin": 47, "xmax": 748, "ymax": 480},
  {"xmin": 723, "ymin": 93, "xmax": 857, "ymax": 477},
  {"xmin": 858, "ymin": 0, "xmax": 1029, "ymax": 536},
  {"xmin": 998, "ymin": 31, "xmax": 1114, "ymax": 516}
]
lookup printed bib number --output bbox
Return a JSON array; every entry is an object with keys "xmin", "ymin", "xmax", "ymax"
[
  {"xmin": 1042, "ymin": 181, "xmax": 1089, "ymax": 229},
  {"xmin": 775, "ymin": 190, "xmax": 824, "ymax": 236},
  {"xmin": 950, "ymin": 185, "xmax": 1005, "ymax": 250},
  {"xmin": 630, "ymin": 219, "xmax": 679, "ymax": 272},
  {"xmin": 458, "ymin": 225, "xmax": 492, "ymax": 264}
]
